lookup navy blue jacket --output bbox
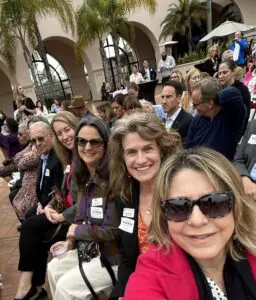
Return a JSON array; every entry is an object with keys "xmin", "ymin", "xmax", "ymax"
[{"xmin": 184, "ymin": 87, "xmax": 246, "ymax": 160}]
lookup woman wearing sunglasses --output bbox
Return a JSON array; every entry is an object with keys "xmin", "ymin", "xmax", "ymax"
[
  {"xmin": 47, "ymin": 117, "xmax": 120, "ymax": 300},
  {"xmin": 123, "ymin": 148, "xmax": 256, "ymax": 300},
  {"xmin": 14, "ymin": 112, "xmax": 78, "ymax": 300},
  {"xmin": 108, "ymin": 111, "xmax": 180, "ymax": 299}
]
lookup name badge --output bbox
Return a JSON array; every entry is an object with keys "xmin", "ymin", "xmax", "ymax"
[
  {"xmin": 45, "ymin": 169, "xmax": 50, "ymax": 177},
  {"xmin": 123, "ymin": 208, "xmax": 135, "ymax": 218},
  {"xmin": 90, "ymin": 207, "xmax": 103, "ymax": 219},
  {"xmin": 92, "ymin": 198, "xmax": 103, "ymax": 207},
  {"xmin": 248, "ymin": 134, "xmax": 256, "ymax": 145},
  {"xmin": 119, "ymin": 217, "xmax": 135, "ymax": 234},
  {"xmin": 250, "ymin": 163, "xmax": 256, "ymax": 181},
  {"xmin": 64, "ymin": 165, "xmax": 70, "ymax": 174}
]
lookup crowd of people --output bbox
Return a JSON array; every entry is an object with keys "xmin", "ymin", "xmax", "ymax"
[{"xmin": 0, "ymin": 30, "xmax": 256, "ymax": 300}]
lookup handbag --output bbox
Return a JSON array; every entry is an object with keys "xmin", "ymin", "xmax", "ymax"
[
  {"xmin": 77, "ymin": 240, "xmax": 100, "ymax": 263},
  {"xmin": 42, "ymin": 186, "xmax": 68, "ymax": 243},
  {"xmin": 50, "ymin": 185, "xmax": 67, "ymax": 213}
]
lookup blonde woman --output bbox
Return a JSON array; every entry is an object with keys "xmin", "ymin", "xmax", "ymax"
[
  {"xmin": 108, "ymin": 111, "xmax": 180, "ymax": 299},
  {"xmin": 204, "ymin": 45, "xmax": 219, "ymax": 77},
  {"xmin": 123, "ymin": 148, "xmax": 256, "ymax": 300},
  {"xmin": 181, "ymin": 68, "xmax": 202, "ymax": 116}
]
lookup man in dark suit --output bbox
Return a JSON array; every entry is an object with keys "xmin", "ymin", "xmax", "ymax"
[
  {"xmin": 30, "ymin": 121, "xmax": 63, "ymax": 211},
  {"xmin": 140, "ymin": 59, "xmax": 157, "ymax": 81},
  {"xmin": 161, "ymin": 80, "xmax": 193, "ymax": 141}
]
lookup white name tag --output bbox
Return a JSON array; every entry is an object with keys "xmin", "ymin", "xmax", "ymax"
[
  {"xmin": 119, "ymin": 217, "xmax": 135, "ymax": 234},
  {"xmin": 248, "ymin": 134, "xmax": 256, "ymax": 145},
  {"xmin": 123, "ymin": 208, "xmax": 135, "ymax": 218},
  {"xmin": 90, "ymin": 207, "xmax": 103, "ymax": 219},
  {"xmin": 64, "ymin": 165, "xmax": 70, "ymax": 174},
  {"xmin": 92, "ymin": 198, "xmax": 103, "ymax": 207},
  {"xmin": 45, "ymin": 169, "xmax": 50, "ymax": 177}
]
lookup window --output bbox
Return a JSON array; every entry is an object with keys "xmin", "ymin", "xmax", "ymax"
[
  {"xmin": 32, "ymin": 51, "xmax": 73, "ymax": 100},
  {"xmin": 104, "ymin": 35, "xmax": 138, "ymax": 89}
]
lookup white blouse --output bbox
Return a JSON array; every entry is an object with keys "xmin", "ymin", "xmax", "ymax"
[{"xmin": 129, "ymin": 72, "xmax": 145, "ymax": 85}]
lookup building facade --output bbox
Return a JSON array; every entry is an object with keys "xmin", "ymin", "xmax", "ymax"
[{"xmin": 0, "ymin": 0, "xmax": 255, "ymax": 116}]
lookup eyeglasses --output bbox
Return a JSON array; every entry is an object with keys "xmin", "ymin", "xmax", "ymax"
[
  {"xmin": 193, "ymin": 100, "xmax": 205, "ymax": 107},
  {"xmin": 161, "ymin": 192, "xmax": 234, "ymax": 222},
  {"xmin": 171, "ymin": 76, "xmax": 179, "ymax": 80},
  {"xmin": 31, "ymin": 136, "xmax": 45, "ymax": 145},
  {"xmin": 76, "ymin": 137, "xmax": 103, "ymax": 148}
]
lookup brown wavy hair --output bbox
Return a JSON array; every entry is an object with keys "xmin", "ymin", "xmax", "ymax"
[{"xmin": 108, "ymin": 111, "xmax": 181, "ymax": 203}]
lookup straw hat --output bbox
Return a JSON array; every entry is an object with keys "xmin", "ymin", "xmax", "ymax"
[{"xmin": 68, "ymin": 95, "xmax": 88, "ymax": 109}]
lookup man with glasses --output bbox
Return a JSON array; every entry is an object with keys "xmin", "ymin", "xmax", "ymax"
[
  {"xmin": 184, "ymin": 77, "xmax": 246, "ymax": 160},
  {"xmin": 29, "ymin": 121, "xmax": 63, "ymax": 211}
]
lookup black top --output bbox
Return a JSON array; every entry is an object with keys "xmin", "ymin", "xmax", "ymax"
[
  {"xmin": 23, "ymin": 98, "xmax": 36, "ymax": 116},
  {"xmin": 110, "ymin": 182, "xmax": 140, "ymax": 299}
]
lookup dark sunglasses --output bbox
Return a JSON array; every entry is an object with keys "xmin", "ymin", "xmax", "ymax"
[
  {"xmin": 76, "ymin": 137, "xmax": 103, "ymax": 148},
  {"xmin": 161, "ymin": 192, "xmax": 234, "ymax": 222},
  {"xmin": 30, "ymin": 136, "xmax": 45, "ymax": 145}
]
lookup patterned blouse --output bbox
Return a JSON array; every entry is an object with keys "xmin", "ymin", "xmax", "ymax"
[
  {"xmin": 138, "ymin": 212, "xmax": 149, "ymax": 254},
  {"xmin": 207, "ymin": 277, "xmax": 228, "ymax": 300}
]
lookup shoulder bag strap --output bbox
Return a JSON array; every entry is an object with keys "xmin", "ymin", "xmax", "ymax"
[
  {"xmin": 100, "ymin": 255, "xmax": 117, "ymax": 286},
  {"xmin": 78, "ymin": 256, "xmax": 99, "ymax": 300}
]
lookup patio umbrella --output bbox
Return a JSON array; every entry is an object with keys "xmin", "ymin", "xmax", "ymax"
[{"xmin": 199, "ymin": 21, "xmax": 256, "ymax": 42}]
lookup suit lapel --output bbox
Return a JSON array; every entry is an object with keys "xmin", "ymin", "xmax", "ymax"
[{"xmin": 172, "ymin": 109, "xmax": 183, "ymax": 130}]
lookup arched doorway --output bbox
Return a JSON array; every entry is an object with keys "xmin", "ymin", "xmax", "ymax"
[
  {"xmin": 42, "ymin": 37, "xmax": 92, "ymax": 100},
  {"xmin": 0, "ymin": 69, "xmax": 14, "ymax": 116},
  {"xmin": 104, "ymin": 35, "xmax": 138, "ymax": 89},
  {"xmin": 32, "ymin": 51, "xmax": 73, "ymax": 101}
]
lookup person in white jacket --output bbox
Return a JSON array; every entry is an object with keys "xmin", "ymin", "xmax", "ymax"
[{"xmin": 157, "ymin": 50, "xmax": 176, "ymax": 84}]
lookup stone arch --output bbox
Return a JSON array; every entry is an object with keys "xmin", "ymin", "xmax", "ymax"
[
  {"xmin": 42, "ymin": 36, "xmax": 93, "ymax": 100},
  {"xmin": 0, "ymin": 67, "xmax": 15, "ymax": 116},
  {"xmin": 129, "ymin": 21, "xmax": 159, "ymax": 67}
]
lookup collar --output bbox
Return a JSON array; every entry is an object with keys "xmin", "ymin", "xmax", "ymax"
[
  {"xmin": 167, "ymin": 107, "xmax": 181, "ymax": 122},
  {"xmin": 40, "ymin": 153, "xmax": 49, "ymax": 161}
]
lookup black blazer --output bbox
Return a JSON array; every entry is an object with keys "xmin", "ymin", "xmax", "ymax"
[
  {"xmin": 110, "ymin": 182, "xmax": 140, "ymax": 299},
  {"xmin": 36, "ymin": 148, "xmax": 63, "ymax": 207},
  {"xmin": 171, "ymin": 108, "xmax": 193, "ymax": 141},
  {"xmin": 140, "ymin": 67, "xmax": 157, "ymax": 81}
]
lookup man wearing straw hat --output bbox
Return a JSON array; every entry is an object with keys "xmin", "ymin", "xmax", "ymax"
[{"xmin": 68, "ymin": 95, "xmax": 94, "ymax": 119}]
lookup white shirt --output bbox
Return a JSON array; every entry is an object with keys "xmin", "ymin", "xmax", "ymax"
[
  {"xmin": 165, "ymin": 107, "xmax": 181, "ymax": 130},
  {"xmin": 40, "ymin": 153, "xmax": 49, "ymax": 190},
  {"xmin": 130, "ymin": 72, "xmax": 145, "ymax": 85},
  {"xmin": 144, "ymin": 67, "xmax": 151, "ymax": 81},
  {"xmin": 158, "ymin": 55, "xmax": 176, "ymax": 78}
]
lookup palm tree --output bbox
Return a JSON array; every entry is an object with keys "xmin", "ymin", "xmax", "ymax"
[
  {"xmin": 0, "ymin": 0, "xmax": 75, "ymax": 98},
  {"xmin": 75, "ymin": 0, "xmax": 156, "ymax": 86},
  {"xmin": 160, "ymin": 0, "xmax": 207, "ymax": 53}
]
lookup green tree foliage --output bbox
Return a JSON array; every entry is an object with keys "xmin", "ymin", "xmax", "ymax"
[
  {"xmin": 160, "ymin": 0, "xmax": 207, "ymax": 53},
  {"xmin": 75, "ymin": 0, "xmax": 156, "ymax": 85},
  {"xmin": 0, "ymin": 0, "xmax": 75, "ymax": 98}
]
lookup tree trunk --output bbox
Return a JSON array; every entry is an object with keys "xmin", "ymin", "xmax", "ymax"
[
  {"xmin": 207, "ymin": 0, "xmax": 213, "ymax": 47},
  {"xmin": 20, "ymin": 37, "xmax": 39, "ymax": 91},
  {"xmin": 34, "ymin": 22, "xmax": 56, "ymax": 99},
  {"xmin": 112, "ymin": 34, "xmax": 122, "ymax": 87},
  {"xmin": 99, "ymin": 39, "xmax": 110, "ymax": 83},
  {"xmin": 188, "ymin": 27, "xmax": 193, "ymax": 53}
]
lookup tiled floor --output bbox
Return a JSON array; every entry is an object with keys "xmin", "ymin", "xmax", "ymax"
[{"xmin": 0, "ymin": 156, "xmax": 20, "ymax": 300}]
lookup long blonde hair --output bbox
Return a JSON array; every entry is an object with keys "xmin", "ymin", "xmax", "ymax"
[
  {"xmin": 149, "ymin": 147, "xmax": 256, "ymax": 260},
  {"xmin": 181, "ymin": 68, "xmax": 201, "ymax": 111},
  {"xmin": 108, "ymin": 111, "xmax": 181, "ymax": 203},
  {"xmin": 51, "ymin": 111, "xmax": 78, "ymax": 168}
]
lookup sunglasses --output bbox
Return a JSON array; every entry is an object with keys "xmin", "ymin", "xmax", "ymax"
[
  {"xmin": 161, "ymin": 192, "xmax": 234, "ymax": 222},
  {"xmin": 31, "ymin": 136, "xmax": 45, "ymax": 145},
  {"xmin": 76, "ymin": 137, "xmax": 103, "ymax": 148}
]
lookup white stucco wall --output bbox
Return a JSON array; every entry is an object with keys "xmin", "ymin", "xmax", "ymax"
[{"xmin": 0, "ymin": 0, "xmax": 256, "ymax": 116}]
